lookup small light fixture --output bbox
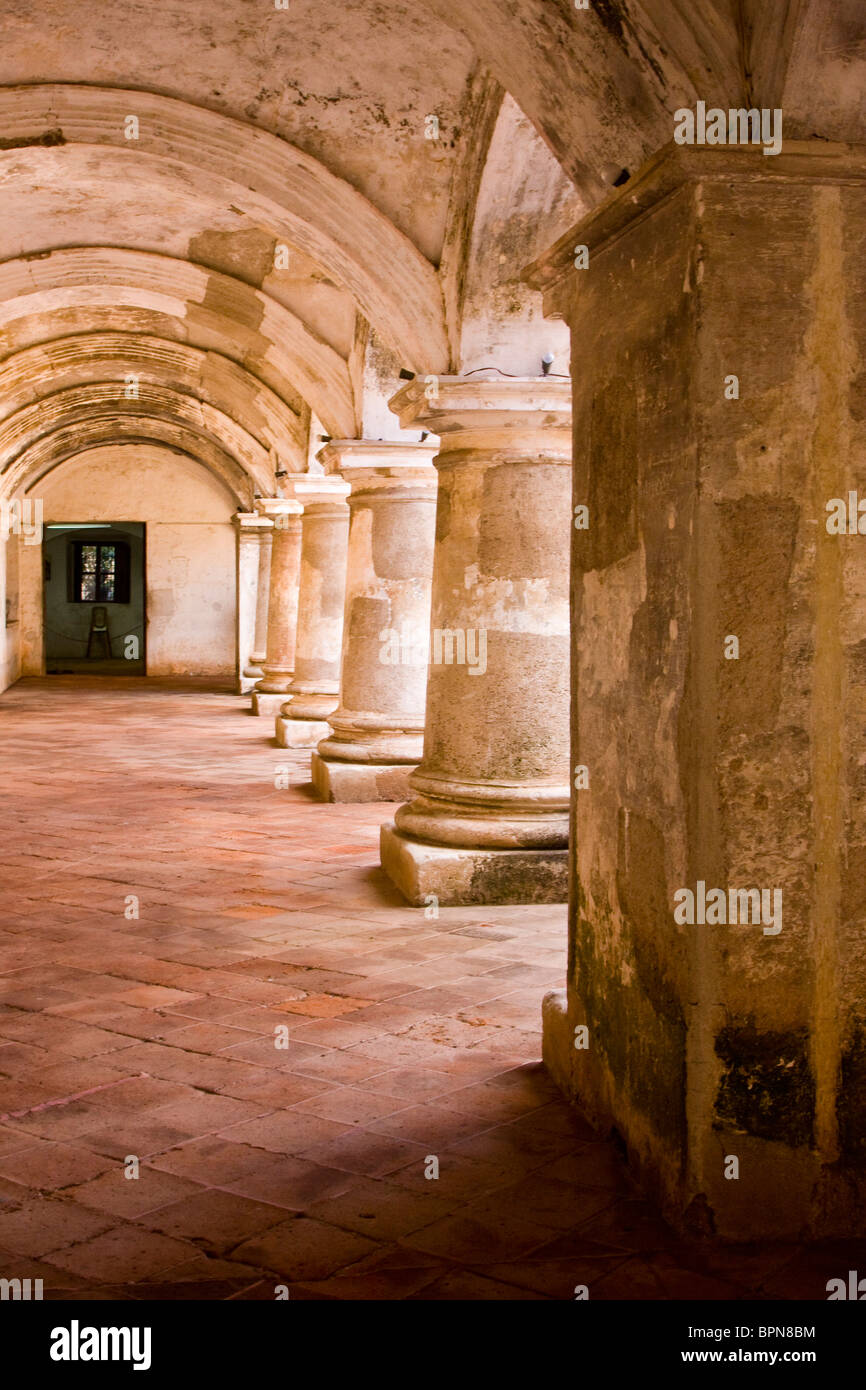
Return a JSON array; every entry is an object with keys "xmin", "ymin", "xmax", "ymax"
[{"xmin": 541, "ymin": 353, "xmax": 555, "ymax": 376}]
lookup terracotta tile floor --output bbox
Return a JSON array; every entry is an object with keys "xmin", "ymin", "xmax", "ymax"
[{"xmin": 0, "ymin": 677, "xmax": 855, "ymax": 1299}]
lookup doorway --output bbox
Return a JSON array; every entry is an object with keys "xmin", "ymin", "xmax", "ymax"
[{"xmin": 43, "ymin": 523, "xmax": 146, "ymax": 675}]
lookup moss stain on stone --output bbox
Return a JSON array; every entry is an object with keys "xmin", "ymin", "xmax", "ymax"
[{"xmin": 714, "ymin": 1022, "xmax": 815, "ymax": 1146}]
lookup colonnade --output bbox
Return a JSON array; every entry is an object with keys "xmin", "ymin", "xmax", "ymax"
[
  {"xmin": 234, "ymin": 139, "xmax": 866, "ymax": 1240},
  {"xmin": 239, "ymin": 377, "xmax": 572, "ymax": 907}
]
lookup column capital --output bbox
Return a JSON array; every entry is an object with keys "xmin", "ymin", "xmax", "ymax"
[
  {"xmin": 317, "ymin": 439, "xmax": 438, "ymax": 495},
  {"xmin": 388, "ymin": 377, "xmax": 571, "ymax": 455},
  {"xmin": 523, "ymin": 139, "xmax": 866, "ymax": 318},
  {"xmin": 255, "ymin": 496, "xmax": 303, "ymax": 521},
  {"xmin": 286, "ymin": 475, "xmax": 350, "ymax": 511},
  {"xmin": 233, "ymin": 511, "xmax": 273, "ymax": 533}
]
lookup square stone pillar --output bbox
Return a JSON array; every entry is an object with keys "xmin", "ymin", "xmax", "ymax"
[
  {"xmin": 379, "ymin": 378, "xmax": 572, "ymax": 905},
  {"xmin": 311, "ymin": 440, "xmax": 438, "ymax": 802},
  {"xmin": 525, "ymin": 141, "xmax": 866, "ymax": 1239},
  {"xmin": 234, "ymin": 511, "xmax": 273, "ymax": 695},
  {"xmin": 276, "ymin": 475, "xmax": 350, "ymax": 749},
  {"xmin": 251, "ymin": 496, "xmax": 303, "ymax": 717}
]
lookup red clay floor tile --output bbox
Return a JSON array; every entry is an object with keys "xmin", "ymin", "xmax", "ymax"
[{"xmin": 0, "ymin": 679, "xmax": 837, "ymax": 1300}]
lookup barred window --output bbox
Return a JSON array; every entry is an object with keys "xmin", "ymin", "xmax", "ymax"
[{"xmin": 70, "ymin": 542, "xmax": 131, "ymax": 604}]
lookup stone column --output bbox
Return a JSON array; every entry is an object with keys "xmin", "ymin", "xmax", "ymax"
[
  {"xmin": 276, "ymin": 475, "xmax": 350, "ymax": 748},
  {"xmin": 241, "ymin": 513, "xmax": 273, "ymax": 692},
  {"xmin": 310, "ymin": 440, "xmax": 438, "ymax": 801},
  {"xmin": 380, "ymin": 378, "xmax": 572, "ymax": 905},
  {"xmin": 525, "ymin": 141, "xmax": 866, "ymax": 1241},
  {"xmin": 251, "ymin": 496, "xmax": 303, "ymax": 717},
  {"xmin": 235, "ymin": 511, "xmax": 273, "ymax": 695}
]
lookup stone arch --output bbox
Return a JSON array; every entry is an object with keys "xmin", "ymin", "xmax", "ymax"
[
  {"xmin": 15, "ymin": 419, "xmax": 255, "ymax": 509},
  {"xmin": 0, "ymin": 85, "xmax": 450, "ymax": 372},
  {"xmin": 455, "ymin": 92, "xmax": 584, "ymax": 375},
  {"xmin": 425, "ymin": 0, "xmax": 745, "ymax": 199},
  {"xmin": 1, "ymin": 384, "xmax": 275, "ymax": 503},
  {"xmin": 0, "ymin": 335, "xmax": 305, "ymax": 467},
  {"xmin": 0, "ymin": 249, "xmax": 356, "ymax": 438}
]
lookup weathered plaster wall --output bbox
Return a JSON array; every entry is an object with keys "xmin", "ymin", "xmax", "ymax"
[
  {"xmin": 348, "ymin": 324, "xmax": 413, "ymax": 443},
  {"xmin": 18, "ymin": 445, "xmax": 236, "ymax": 678},
  {"xmin": 535, "ymin": 144, "xmax": 866, "ymax": 1240},
  {"xmin": 0, "ymin": 0, "xmax": 475, "ymax": 261},
  {"xmin": 459, "ymin": 95, "xmax": 581, "ymax": 377},
  {"xmin": 0, "ymin": 533, "xmax": 21, "ymax": 692}
]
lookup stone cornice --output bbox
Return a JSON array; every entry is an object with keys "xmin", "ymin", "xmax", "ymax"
[
  {"xmin": 233, "ymin": 511, "xmax": 273, "ymax": 531},
  {"xmin": 523, "ymin": 140, "xmax": 866, "ymax": 316},
  {"xmin": 282, "ymin": 474, "xmax": 350, "ymax": 508},
  {"xmin": 389, "ymin": 376, "xmax": 571, "ymax": 455},
  {"xmin": 255, "ymin": 496, "xmax": 303, "ymax": 519},
  {"xmin": 317, "ymin": 439, "xmax": 438, "ymax": 479}
]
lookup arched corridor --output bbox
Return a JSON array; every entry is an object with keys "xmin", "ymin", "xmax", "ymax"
[{"xmin": 2, "ymin": 0, "xmax": 866, "ymax": 1319}]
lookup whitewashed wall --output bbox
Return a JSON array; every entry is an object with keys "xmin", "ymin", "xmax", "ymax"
[{"xmin": 14, "ymin": 444, "xmax": 237, "ymax": 681}]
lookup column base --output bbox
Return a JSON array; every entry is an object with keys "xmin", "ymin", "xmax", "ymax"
[
  {"xmin": 311, "ymin": 754, "xmax": 416, "ymax": 803},
  {"xmin": 276, "ymin": 715, "xmax": 330, "ymax": 749},
  {"xmin": 379, "ymin": 822, "xmax": 569, "ymax": 906},
  {"xmin": 251, "ymin": 691, "xmax": 290, "ymax": 717},
  {"xmin": 541, "ymin": 988, "xmax": 579, "ymax": 1107},
  {"xmin": 540, "ymin": 989, "xmax": 853, "ymax": 1241}
]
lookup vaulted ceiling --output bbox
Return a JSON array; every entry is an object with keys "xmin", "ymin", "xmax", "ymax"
[{"xmin": 0, "ymin": 0, "xmax": 861, "ymax": 503}]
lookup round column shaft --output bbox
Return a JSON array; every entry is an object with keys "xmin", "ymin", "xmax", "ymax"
[
  {"xmin": 251, "ymin": 496, "xmax": 303, "ymax": 717},
  {"xmin": 310, "ymin": 439, "xmax": 438, "ymax": 802},
  {"xmin": 380, "ymin": 377, "xmax": 572, "ymax": 904},
  {"xmin": 243, "ymin": 516, "xmax": 273, "ymax": 687},
  {"xmin": 276, "ymin": 475, "xmax": 350, "ymax": 748},
  {"xmin": 235, "ymin": 512, "xmax": 273, "ymax": 695}
]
